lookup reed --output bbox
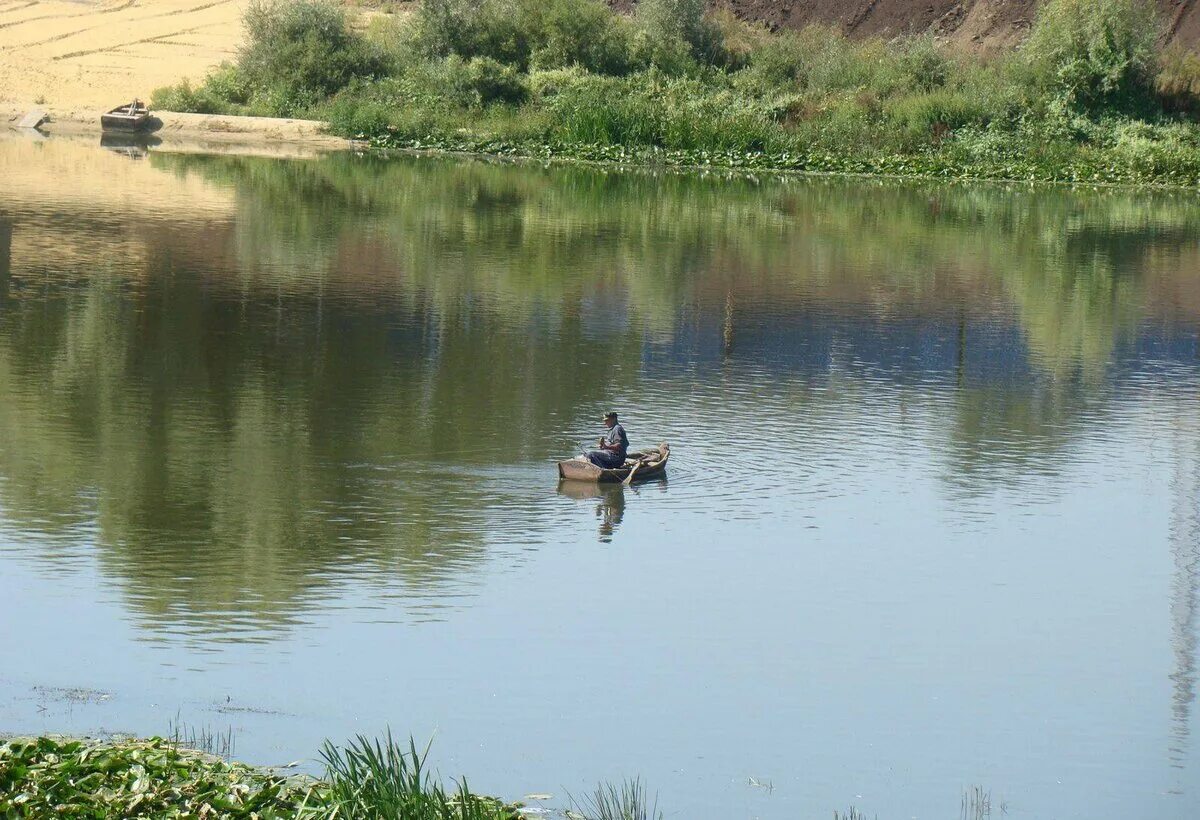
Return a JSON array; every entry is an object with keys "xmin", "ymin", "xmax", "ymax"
[
  {"xmin": 319, "ymin": 730, "xmax": 514, "ymax": 819},
  {"xmin": 832, "ymin": 808, "xmax": 875, "ymax": 820},
  {"xmin": 167, "ymin": 712, "xmax": 236, "ymax": 759},
  {"xmin": 568, "ymin": 777, "xmax": 661, "ymax": 820}
]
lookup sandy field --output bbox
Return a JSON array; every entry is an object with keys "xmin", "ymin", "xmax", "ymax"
[
  {"xmin": 0, "ymin": 0, "xmax": 248, "ymax": 110},
  {"xmin": 0, "ymin": 0, "xmax": 354, "ymax": 146}
]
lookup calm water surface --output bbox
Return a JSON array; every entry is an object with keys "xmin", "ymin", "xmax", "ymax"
[{"xmin": 1, "ymin": 136, "xmax": 1199, "ymax": 819}]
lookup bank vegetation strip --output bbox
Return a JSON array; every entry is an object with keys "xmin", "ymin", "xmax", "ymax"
[
  {"xmin": 147, "ymin": 0, "xmax": 1200, "ymax": 185},
  {"xmin": 0, "ymin": 734, "xmax": 531, "ymax": 819}
]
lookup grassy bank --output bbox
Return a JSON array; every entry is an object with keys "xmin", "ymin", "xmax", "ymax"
[
  {"xmin": 153, "ymin": 0, "xmax": 1200, "ymax": 185},
  {"xmin": 152, "ymin": 0, "xmax": 1200, "ymax": 185}
]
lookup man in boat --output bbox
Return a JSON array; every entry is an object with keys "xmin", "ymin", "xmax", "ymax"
[{"xmin": 586, "ymin": 411, "xmax": 628, "ymax": 469}]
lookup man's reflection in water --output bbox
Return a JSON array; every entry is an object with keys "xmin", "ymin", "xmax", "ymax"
[
  {"xmin": 556, "ymin": 481, "xmax": 626, "ymax": 542},
  {"xmin": 594, "ymin": 484, "xmax": 625, "ymax": 541}
]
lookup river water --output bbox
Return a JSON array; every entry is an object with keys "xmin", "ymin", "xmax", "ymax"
[{"xmin": 1, "ymin": 135, "xmax": 1198, "ymax": 819}]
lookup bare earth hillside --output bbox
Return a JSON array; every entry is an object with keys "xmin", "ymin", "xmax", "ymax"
[{"xmin": 615, "ymin": 0, "xmax": 1200, "ymax": 54}]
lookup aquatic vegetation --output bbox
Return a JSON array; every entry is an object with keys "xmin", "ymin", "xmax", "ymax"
[
  {"xmin": 167, "ymin": 714, "xmax": 237, "ymax": 759},
  {"xmin": 320, "ymin": 732, "xmax": 515, "ymax": 819},
  {"xmin": 833, "ymin": 809, "xmax": 875, "ymax": 820},
  {"xmin": 567, "ymin": 777, "xmax": 661, "ymax": 820},
  {"xmin": 0, "ymin": 734, "xmax": 519, "ymax": 819},
  {"xmin": 0, "ymin": 736, "xmax": 322, "ymax": 818},
  {"xmin": 961, "ymin": 784, "xmax": 1005, "ymax": 820}
]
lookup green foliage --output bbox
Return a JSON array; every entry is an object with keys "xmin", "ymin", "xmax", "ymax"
[
  {"xmin": 324, "ymin": 91, "xmax": 397, "ymax": 137},
  {"xmin": 410, "ymin": 0, "xmax": 533, "ymax": 66},
  {"xmin": 637, "ymin": 0, "xmax": 706, "ymax": 50},
  {"xmin": 409, "ymin": 0, "xmax": 636, "ymax": 74},
  {"xmin": 0, "ymin": 735, "xmax": 519, "ymax": 819},
  {"xmin": 320, "ymin": 732, "xmax": 512, "ymax": 819},
  {"xmin": 634, "ymin": 0, "xmax": 709, "ymax": 71},
  {"xmin": 157, "ymin": 0, "xmax": 1200, "ymax": 186},
  {"xmin": 152, "ymin": 63, "xmax": 255, "ymax": 114},
  {"xmin": 546, "ymin": 71, "xmax": 775, "ymax": 152},
  {"xmin": 569, "ymin": 777, "xmax": 661, "ymax": 820},
  {"xmin": 736, "ymin": 27, "xmax": 950, "ymax": 97},
  {"xmin": 240, "ymin": 0, "xmax": 386, "ymax": 114},
  {"xmin": 531, "ymin": 0, "xmax": 637, "ymax": 75},
  {"xmin": 465, "ymin": 56, "xmax": 531, "ymax": 105},
  {"xmin": 703, "ymin": 9, "xmax": 771, "ymax": 71},
  {"xmin": 0, "ymin": 736, "xmax": 321, "ymax": 818},
  {"xmin": 1022, "ymin": 0, "xmax": 1160, "ymax": 112},
  {"xmin": 887, "ymin": 88, "xmax": 994, "ymax": 148}
]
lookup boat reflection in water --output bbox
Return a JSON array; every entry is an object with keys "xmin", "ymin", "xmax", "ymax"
[
  {"xmin": 557, "ymin": 481, "xmax": 627, "ymax": 542},
  {"xmin": 556, "ymin": 476, "xmax": 669, "ymax": 541}
]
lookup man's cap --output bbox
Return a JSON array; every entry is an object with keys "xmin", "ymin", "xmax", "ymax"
[{"xmin": 603, "ymin": 411, "xmax": 618, "ymax": 420}]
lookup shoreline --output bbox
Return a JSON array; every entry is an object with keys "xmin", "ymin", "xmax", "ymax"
[
  {"xmin": 7, "ymin": 105, "xmax": 1200, "ymax": 193},
  {"xmin": 3, "ymin": 106, "xmax": 355, "ymax": 156}
]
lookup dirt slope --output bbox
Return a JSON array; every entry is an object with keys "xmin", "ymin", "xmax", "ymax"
[{"xmin": 620, "ymin": 0, "xmax": 1200, "ymax": 53}]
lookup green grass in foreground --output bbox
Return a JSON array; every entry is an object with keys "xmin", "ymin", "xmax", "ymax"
[
  {"xmin": 151, "ymin": 0, "xmax": 1200, "ymax": 185},
  {"xmin": 0, "ymin": 734, "xmax": 524, "ymax": 819},
  {"xmin": 0, "ymin": 734, "xmax": 1005, "ymax": 819}
]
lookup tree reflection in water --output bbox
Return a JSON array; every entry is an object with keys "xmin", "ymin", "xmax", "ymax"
[{"xmin": 0, "ymin": 139, "xmax": 1198, "ymax": 641}]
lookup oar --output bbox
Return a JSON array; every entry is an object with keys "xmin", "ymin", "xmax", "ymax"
[{"xmin": 622, "ymin": 455, "xmax": 645, "ymax": 485}]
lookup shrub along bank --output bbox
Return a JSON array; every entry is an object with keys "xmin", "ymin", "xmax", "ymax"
[{"xmin": 152, "ymin": 0, "xmax": 1200, "ymax": 185}]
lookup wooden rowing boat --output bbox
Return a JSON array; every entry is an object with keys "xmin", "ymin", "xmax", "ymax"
[
  {"xmin": 101, "ymin": 101, "xmax": 150, "ymax": 131},
  {"xmin": 557, "ymin": 443, "xmax": 669, "ymax": 483}
]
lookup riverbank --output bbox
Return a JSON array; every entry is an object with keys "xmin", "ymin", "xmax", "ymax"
[
  {"xmin": 2, "ymin": 106, "xmax": 353, "ymax": 154},
  {"xmin": 7, "ymin": 1, "xmax": 1200, "ymax": 187},
  {"xmin": 144, "ymin": 0, "xmax": 1200, "ymax": 188}
]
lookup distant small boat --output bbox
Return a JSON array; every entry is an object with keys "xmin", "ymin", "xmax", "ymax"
[
  {"xmin": 557, "ymin": 443, "xmax": 669, "ymax": 483},
  {"xmin": 101, "ymin": 101, "xmax": 150, "ymax": 131}
]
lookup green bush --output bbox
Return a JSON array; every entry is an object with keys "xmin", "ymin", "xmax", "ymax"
[
  {"xmin": 703, "ymin": 9, "xmax": 771, "ymax": 71},
  {"xmin": 151, "ymin": 64, "xmax": 254, "ymax": 115},
  {"xmin": 409, "ymin": 0, "xmax": 636, "ymax": 74},
  {"xmin": 737, "ymin": 27, "xmax": 948, "ymax": 98},
  {"xmin": 465, "ymin": 56, "xmax": 530, "ymax": 105},
  {"xmin": 637, "ymin": 0, "xmax": 706, "ymax": 53},
  {"xmin": 404, "ymin": 55, "xmax": 529, "ymax": 107},
  {"xmin": 241, "ymin": 0, "xmax": 386, "ymax": 114},
  {"xmin": 325, "ymin": 92, "xmax": 396, "ymax": 136},
  {"xmin": 885, "ymin": 88, "xmax": 995, "ymax": 148},
  {"xmin": 1022, "ymin": 0, "xmax": 1160, "ymax": 112},
  {"xmin": 888, "ymin": 37, "xmax": 949, "ymax": 94},
  {"xmin": 151, "ymin": 80, "xmax": 215, "ymax": 114},
  {"xmin": 407, "ymin": 0, "xmax": 534, "ymax": 67},
  {"xmin": 532, "ymin": 0, "xmax": 637, "ymax": 75},
  {"xmin": 546, "ymin": 71, "xmax": 775, "ymax": 152},
  {"xmin": 633, "ymin": 0, "xmax": 724, "ymax": 73},
  {"xmin": 735, "ymin": 28, "xmax": 809, "ymax": 91}
]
